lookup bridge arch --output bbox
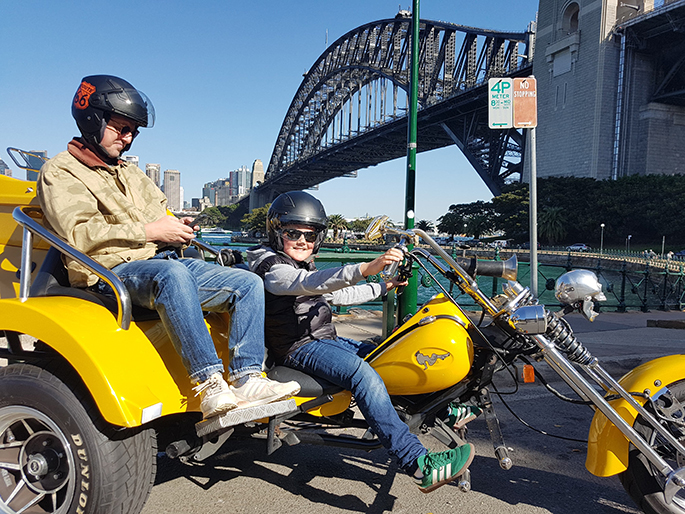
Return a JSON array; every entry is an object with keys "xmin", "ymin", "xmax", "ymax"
[{"xmin": 260, "ymin": 16, "xmax": 534, "ymax": 203}]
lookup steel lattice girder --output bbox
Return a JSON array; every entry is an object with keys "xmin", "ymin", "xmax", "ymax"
[{"xmin": 263, "ymin": 16, "xmax": 534, "ymax": 199}]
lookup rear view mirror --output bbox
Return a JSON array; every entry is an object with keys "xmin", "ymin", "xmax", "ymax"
[{"xmin": 365, "ymin": 215, "xmax": 389, "ymax": 241}]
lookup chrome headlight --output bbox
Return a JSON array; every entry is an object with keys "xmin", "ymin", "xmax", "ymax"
[
  {"xmin": 555, "ymin": 270, "xmax": 606, "ymax": 305},
  {"xmin": 555, "ymin": 270, "xmax": 606, "ymax": 322}
]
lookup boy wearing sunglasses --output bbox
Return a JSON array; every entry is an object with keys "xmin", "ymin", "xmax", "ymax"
[
  {"xmin": 37, "ymin": 75, "xmax": 299, "ymax": 420},
  {"xmin": 247, "ymin": 190, "xmax": 475, "ymax": 493}
]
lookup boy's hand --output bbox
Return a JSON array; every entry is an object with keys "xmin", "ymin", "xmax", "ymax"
[{"xmin": 360, "ymin": 247, "xmax": 405, "ymax": 278}]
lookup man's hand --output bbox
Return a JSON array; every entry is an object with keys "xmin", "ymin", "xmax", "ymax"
[
  {"xmin": 145, "ymin": 215, "xmax": 196, "ymax": 244},
  {"xmin": 360, "ymin": 247, "xmax": 405, "ymax": 278}
]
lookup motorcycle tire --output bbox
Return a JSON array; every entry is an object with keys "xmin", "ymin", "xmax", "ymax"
[
  {"xmin": 0, "ymin": 362, "xmax": 157, "ymax": 514},
  {"xmin": 620, "ymin": 379, "xmax": 685, "ymax": 514}
]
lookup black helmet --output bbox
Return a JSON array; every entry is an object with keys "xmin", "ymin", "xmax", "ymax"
[
  {"xmin": 267, "ymin": 191, "xmax": 328, "ymax": 253},
  {"xmin": 72, "ymin": 75, "xmax": 155, "ymax": 148}
]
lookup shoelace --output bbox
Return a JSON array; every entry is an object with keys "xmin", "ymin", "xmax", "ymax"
[
  {"xmin": 422, "ymin": 449, "xmax": 457, "ymax": 473},
  {"xmin": 192, "ymin": 375, "xmax": 221, "ymax": 396}
]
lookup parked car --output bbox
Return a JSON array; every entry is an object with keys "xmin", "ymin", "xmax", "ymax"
[
  {"xmin": 567, "ymin": 243, "xmax": 591, "ymax": 252},
  {"xmin": 518, "ymin": 241, "xmax": 541, "ymax": 250}
]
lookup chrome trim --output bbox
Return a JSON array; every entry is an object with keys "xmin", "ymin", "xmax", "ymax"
[
  {"xmin": 12, "ymin": 206, "xmax": 132, "ymax": 330},
  {"xmin": 534, "ymin": 332, "xmax": 685, "ymax": 482},
  {"xmin": 509, "ymin": 305, "xmax": 547, "ymax": 334}
]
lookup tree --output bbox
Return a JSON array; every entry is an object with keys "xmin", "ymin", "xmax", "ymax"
[
  {"xmin": 241, "ymin": 204, "xmax": 270, "ymax": 236},
  {"xmin": 465, "ymin": 214, "xmax": 493, "ymax": 239},
  {"xmin": 436, "ymin": 211, "xmax": 465, "ymax": 236},
  {"xmin": 416, "ymin": 219, "xmax": 434, "ymax": 232},
  {"xmin": 202, "ymin": 206, "xmax": 227, "ymax": 227},
  {"xmin": 349, "ymin": 217, "xmax": 372, "ymax": 234},
  {"xmin": 327, "ymin": 214, "xmax": 348, "ymax": 240},
  {"xmin": 538, "ymin": 206, "xmax": 567, "ymax": 245}
]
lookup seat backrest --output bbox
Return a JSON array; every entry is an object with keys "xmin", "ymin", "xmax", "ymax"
[{"xmin": 30, "ymin": 247, "xmax": 159, "ymax": 321}]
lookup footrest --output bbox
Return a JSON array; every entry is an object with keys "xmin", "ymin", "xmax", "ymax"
[{"xmin": 195, "ymin": 399, "xmax": 297, "ymax": 438}]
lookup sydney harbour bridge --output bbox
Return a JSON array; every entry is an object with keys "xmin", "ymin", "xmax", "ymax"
[{"xmin": 249, "ymin": 14, "xmax": 535, "ymax": 208}]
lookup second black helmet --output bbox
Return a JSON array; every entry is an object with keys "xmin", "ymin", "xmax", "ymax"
[{"xmin": 267, "ymin": 191, "xmax": 328, "ymax": 253}]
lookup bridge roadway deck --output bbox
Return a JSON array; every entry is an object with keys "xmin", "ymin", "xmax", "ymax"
[{"xmin": 145, "ymin": 308, "xmax": 685, "ymax": 514}]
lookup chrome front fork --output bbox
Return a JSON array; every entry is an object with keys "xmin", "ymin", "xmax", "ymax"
[{"xmin": 533, "ymin": 333, "xmax": 685, "ymax": 502}]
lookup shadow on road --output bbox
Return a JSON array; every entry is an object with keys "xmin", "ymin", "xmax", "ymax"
[{"xmin": 154, "ymin": 436, "xmax": 402, "ymax": 513}]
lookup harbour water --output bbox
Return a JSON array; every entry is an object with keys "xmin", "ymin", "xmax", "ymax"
[{"xmin": 197, "ymin": 234, "xmax": 566, "ymax": 309}]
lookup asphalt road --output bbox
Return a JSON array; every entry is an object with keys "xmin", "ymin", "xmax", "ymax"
[{"xmin": 141, "ymin": 310, "xmax": 685, "ymax": 514}]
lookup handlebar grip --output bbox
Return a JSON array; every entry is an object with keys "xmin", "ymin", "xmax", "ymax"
[
  {"xmin": 454, "ymin": 256, "xmax": 514, "ymax": 279},
  {"xmin": 380, "ymin": 261, "xmax": 399, "ymax": 281},
  {"xmin": 380, "ymin": 244, "xmax": 405, "ymax": 280}
]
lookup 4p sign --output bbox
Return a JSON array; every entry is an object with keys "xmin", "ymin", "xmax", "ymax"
[{"xmin": 488, "ymin": 78, "xmax": 513, "ymax": 129}]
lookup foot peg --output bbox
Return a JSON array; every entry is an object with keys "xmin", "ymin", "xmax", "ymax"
[{"xmin": 457, "ymin": 468, "xmax": 471, "ymax": 492}]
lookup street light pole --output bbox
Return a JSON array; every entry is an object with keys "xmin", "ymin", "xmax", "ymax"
[{"xmin": 600, "ymin": 223, "xmax": 605, "ymax": 254}]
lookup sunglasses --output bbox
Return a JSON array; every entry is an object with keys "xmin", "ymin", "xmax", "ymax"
[
  {"xmin": 281, "ymin": 228, "xmax": 318, "ymax": 243},
  {"xmin": 106, "ymin": 122, "xmax": 138, "ymax": 139}
]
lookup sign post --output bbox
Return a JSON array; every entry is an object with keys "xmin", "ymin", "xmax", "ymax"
[
  {"xmin": 398, "ymin": 0, "xmax": 420, "ymax": 322},
  {"xmin": 489, "ymin": 76, "xmax": 539, "ymax": 295},
  {"xmin": 513, "ymin": 77, "xmax": 538, "ymax": 295}
]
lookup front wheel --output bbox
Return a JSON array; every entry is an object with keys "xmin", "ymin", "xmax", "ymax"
[
  {"xmin": 620, "ymin": 379, "xmax": 685, "ymax": 514},
  {"xmin": 0, "ymin": 363, "xmax": 156, "ymax": 514}
]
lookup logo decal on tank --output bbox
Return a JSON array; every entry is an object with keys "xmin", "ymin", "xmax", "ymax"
[{"xmin": 415, "ymin": 350, "xmax": 450, "ymax": 370}]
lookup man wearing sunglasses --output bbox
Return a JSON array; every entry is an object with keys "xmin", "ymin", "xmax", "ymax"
[
  {"xmin": 247, "ymin": 191, "xmax": 475, "ymax": 493},
  {"xmin": 36, "ymin": 75, "xmax": 299, "ymax": 420}
]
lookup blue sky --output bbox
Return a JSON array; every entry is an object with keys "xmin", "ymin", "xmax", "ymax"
[{"xmin": 0, "ymin": 0, "xmax": 538, "ymax": 224}]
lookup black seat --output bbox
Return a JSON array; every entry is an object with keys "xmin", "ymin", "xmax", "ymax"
[
  {"xmin": 30, "ymin": 247, "xmax": 159, "ymax": 321},
  {"xmin": 267, "ymin": 365, "xmax": 343, "ymax": 397}
]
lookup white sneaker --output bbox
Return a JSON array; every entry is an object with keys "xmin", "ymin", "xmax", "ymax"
[
  {"xmin": 193, "ymin": 373, "xmax": 238, "ymax": 419},
  {"xmin": 231, "ymin": 373, "xmax": 300, "ymax": 408}
]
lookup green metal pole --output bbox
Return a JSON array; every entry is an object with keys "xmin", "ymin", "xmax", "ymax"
[{"xmin": 398, "ymin": 0, "xmax": 420, "ymax": 322}]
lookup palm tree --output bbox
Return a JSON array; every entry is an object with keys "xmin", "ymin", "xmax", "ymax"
[
  {"xmin": 416, "ymin": 219, "xmax": 434, "ymax": 232},
  {"xmin": 327, "ymin": 214, "xmax": 348, "ymax": 240},
  {"xmin": 538, "ymin": 206, "xmax": 567, "ymax": 245}
]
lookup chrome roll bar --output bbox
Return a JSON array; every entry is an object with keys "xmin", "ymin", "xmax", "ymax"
[{"xmin": 13, "ymin": 206, "xmax": 133, "ymax": 330}]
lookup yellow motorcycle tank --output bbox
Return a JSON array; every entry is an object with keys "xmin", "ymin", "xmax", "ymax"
[{"xmin": 365, "ymin": 294, "xmax": 474, "ymax": 395}]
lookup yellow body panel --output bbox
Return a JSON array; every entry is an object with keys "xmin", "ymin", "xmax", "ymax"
[
  {"xmin": 366, "ymin": 294, "xmax": 474, "ymax": 395},
  {"xmin": 0, "ymin": 176, "xmax": 48, "ymax": 299},
  {"xmin": 586, "ymin": 354, "xmax": 685, "ymax": 476},
  {"xmin": 0, "ymin": 296, "xmax": 231, "ymax": 427}
]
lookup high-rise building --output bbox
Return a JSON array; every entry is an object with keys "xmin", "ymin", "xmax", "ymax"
[
  {"xmin": 251, "ymin": 159, "xmax": 264, "ymax": 188},
  {"xmin": 0, "ymin": 158, "xmax": 11, "ymax": 177},
  {"xmin": 26, "ymin": 150, "xmax": 48, "ymax": 181},
  {"xmin": 123, "ymin": 155, "xmax": 139, "ymax": 168},
  {"xmin": 163, "ymin": 169, "xmax": 181, "ymax": 211},
  {"xmin": 146, "ymin": 163, "xmax": 161, "ymax": 188},
  {"xmin": 202, "ymin": 182, "xmax": 217, "ymax": 206}
]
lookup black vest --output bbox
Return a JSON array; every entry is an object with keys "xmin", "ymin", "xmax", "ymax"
[{"xmin": 253, "ymin": 253, "xmax": 337, "ymax": 362}]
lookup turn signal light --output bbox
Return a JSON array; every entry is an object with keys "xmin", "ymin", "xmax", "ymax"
[{"xmin": 522, "ymin": 364, "xmax": 535, "ymax": 383}]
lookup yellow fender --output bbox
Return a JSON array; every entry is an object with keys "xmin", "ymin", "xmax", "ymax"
[
  {"xmin": 0, "ymin": 296, "xmax": 223, "ymax": 428},
  {"xmin": 586, "ymin": 354, "xmax": 685, "ymax": 477}
]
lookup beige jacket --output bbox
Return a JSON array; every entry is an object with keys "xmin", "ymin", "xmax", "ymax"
[{"xmin": 37, "ymin": 139, "xmax": 168, "ymax": 287}]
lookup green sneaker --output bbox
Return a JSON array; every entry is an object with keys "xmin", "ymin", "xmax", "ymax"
[
  {"xmin": 415, "ymin": 443, "xmax": 475, "ymax": 493},
  {"xmin": 447, "ymin": 402, "xmax": 482, "ymax": 430}
]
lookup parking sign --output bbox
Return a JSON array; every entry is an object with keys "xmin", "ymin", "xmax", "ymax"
[{"xmin": 488, "ymin": 78, "xmax": 513, "ymax": 129}]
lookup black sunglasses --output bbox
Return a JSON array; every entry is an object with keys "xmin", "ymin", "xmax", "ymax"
[{"xmin": 281, "ymin": 228, "xmax": 318, "ymax": 243}]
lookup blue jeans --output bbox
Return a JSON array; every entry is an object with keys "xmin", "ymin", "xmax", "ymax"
[
  {"xmin": 283, "ymin": 337, "xmax": 426, "ymax": 471},
  {"xmin": 106, "ymin": 253, "xmax": 265, "ymax": 383}
]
